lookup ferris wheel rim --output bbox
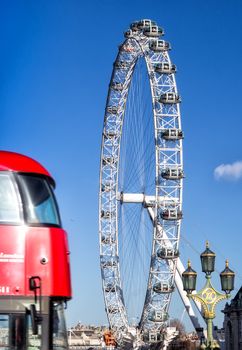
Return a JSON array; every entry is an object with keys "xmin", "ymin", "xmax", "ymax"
[{"xmin": 99, "ymin": 19, "xmax": 183, "ymax": 343}]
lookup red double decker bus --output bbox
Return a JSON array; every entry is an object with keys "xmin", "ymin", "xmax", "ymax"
[{"xmin": 0, "ymin": 151, "xmax": 72, "ymax": 349}]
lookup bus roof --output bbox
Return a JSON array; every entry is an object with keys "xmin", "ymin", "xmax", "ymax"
[{"xmin": 0, "ymin": 151, "xmax": 55, "ymax": 186}]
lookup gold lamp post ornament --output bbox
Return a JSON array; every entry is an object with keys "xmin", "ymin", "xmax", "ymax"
[{"xmin": 182, "ymin": 242, "xmax": 235, "ymax": 350}]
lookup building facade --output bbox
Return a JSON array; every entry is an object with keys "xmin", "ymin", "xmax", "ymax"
[{"xmin": 223, "ymin": 287, "xmax": 242, "ymax": 350}]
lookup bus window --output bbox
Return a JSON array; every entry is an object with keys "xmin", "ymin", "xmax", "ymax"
[
  {"xmin": 0, "ymin": 174, "xmax": 21, "ymax": 224},
  {"xmin": 52, "ymin": 302, "xmax": 68, "ymax": 350},
  {"xmin": 0, "ymin": 315, "xmax": 9, "ymax": 348},
  {"xmin": 9, "ymin": 315, "xmax": 26, "ymax": 350},
  {"xmin": 18, "ymin": 175, "xmax": 61, "ymax": 226},
  {"xmin": 0, "ymin": 314, "xmax": 27, "ymax": 350},
  {"xmin": 27, "ymin": 314, "xmax": 41, "ymax": 350}
]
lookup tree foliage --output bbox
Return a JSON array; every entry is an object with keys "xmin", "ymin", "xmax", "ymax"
[{"xmin": 170, "ymin": 318, "xmax": 186, "ymax": 335}]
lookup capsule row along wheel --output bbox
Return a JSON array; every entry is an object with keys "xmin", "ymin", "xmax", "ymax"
[{"xmin": 99, "ymin": 18, "xmax": 183, "ymax": 344}]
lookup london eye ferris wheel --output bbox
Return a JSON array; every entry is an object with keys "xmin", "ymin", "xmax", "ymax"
[{"xmin": 99, "ymin": 19, "xmax": 184, "ymax": 345}]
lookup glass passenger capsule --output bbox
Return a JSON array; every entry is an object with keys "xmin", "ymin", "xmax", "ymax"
[
  {"xmin": 130, "ymin": 21, "xmax": 139, "ymax": 30},
  {"xmin": 114, "ymin": 61, "xmax": 130, "ymax": 70},
  {"xmin": 153, "ymin": 282, "xmax": 174, "ymax": 294},
  {"xmin": 150, "ymin": 40, "xmax": 170, "ymax": 52},
  {"xmin": 107, "ymin": 307, "xmax": 119, "ymax": 314},
  {"xmin": 161, "ymin": 168, "xmax": 184, "ymax": 180},
  {"xmin": 101, "ymin": 210, "xmax": 115, "ymax": 219},
  {"xmin": 102, "ymin": 156, "xmax": 118, "ymax": 166},
  {"xmin": 120, "ymin": 44, "xmax": 134, "ymax": 53},
  {"xmin": 155, "ymin": 62, "xmax": 177, "ymax": 74},
  {"xmin": 106, "ymin": 106, "xmax": 119, "ymax": 114},
  {"xmin": 157, "ymin": 247, "xmax": 179, "ymax": 259},
  {"xmin": 161, "ymin": 128, "xmax": 183, "ymax": 140},
  {"xmin": 107, "ymin": 260, "xmax": 118, "ymax": 267},
  {"xmin": 101, "ymin": 181, "xmax": 114, "ymax": 192},
  {"xmin": 138, "ymin": 19, "xmax": 157, "ymax": 29},
  {"xmin": 142, "ymin": 332, "xmax": 163, "ymax": 343},
  {"xmin": 143, "ymin": 25, "xmax": 164, "ymax": 37},
  {"xmin": 148, "ymin": 310, "xmax": 169, "ymax": 322},
  {"xmin": 124, "ymin": 29, "xmax": 136, "ymax": 38},
  {"xmin": 159, "ymin": 92, "xmax": 181, "ymax": 104},
  {"xmin": 161, "ymin": 209, "xmax": 183, "ymax": 221},
  {"xmin": 111, "ymin": 82, "xmax": 124, "ymax": 91},
  {"xmin": 101, "ymin": 235, "xmax": 115, "ymax": 244},
  {"xmin": 104, "ymin": 130, "xmax": 118, "ymax": 139},
  {"xmin": 105, "ymin": 283, "xmax": 116, "ymax": 293}
]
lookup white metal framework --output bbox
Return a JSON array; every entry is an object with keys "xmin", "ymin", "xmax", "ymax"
[{"xmin": 99, "ymin": 19, "xmax": 185, "ymax": 345}]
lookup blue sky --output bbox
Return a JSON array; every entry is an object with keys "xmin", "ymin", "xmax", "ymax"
[{"xmin": 1, "ymin": 0, "xmax": 242, "ymax": 331}]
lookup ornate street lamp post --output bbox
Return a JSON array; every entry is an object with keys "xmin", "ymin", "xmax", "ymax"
[{"xmin": 182, "ymin": 241, "xmax": 235, "ymax": 349}]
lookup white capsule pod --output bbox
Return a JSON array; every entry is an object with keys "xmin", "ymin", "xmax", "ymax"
[
  {"xmin": 161, "ymin": 209, "xmax": 183, "ymax": 221},
  {"xmin": 155, "ymin": 62, "xmax": 177, "ymax": 74},
  {"xmin": 114, "ymin": 61, "xmax": 130, "ymax": 70},
  {"xmin": 101, "ymin": 259, "xmax": 118, "ymax": 268},
  {"xmin": 153, "ymin": 282, "xmax": 174, "ymax": 294},
  {"xmin": 111, "ymin": 82, "xmax": 124, "ymax": 91},
  {"xmin": 161, "ymin": 128, "xmax": 183, "ymax": 140},
  {"xmin": 161, "ymin": 168, "xmax": 184, "ymax": 180},
  {"xmin": 148, "ymin": 310, "xmax": 169, "ymax": 322},
  {"xmin": 106, "ymin": 106, "xmax": 119, "ymax": 114},
  {"xmin": 130, "ymin": 21, "xmax": 139, "ymax": 30},
  {"xmin": 102, "ymin": 156, "xmax": 118, "ymax": 166},
  {"xmin": 101, "ymin": 210, "xmax": 115, "ymax": 219},
  {"xmin": 129, "ymin": 22, "xmax": 140, "ymax": 34},
  {"xmin": 143, "ymin": 332, "xmax": 163, "ymax": 343},
  {"xmin": 104, "ymin": 129, "xmax": 118, "ymax": 140},
  {"xmin": 157, "ymin": 247, "xmax": 179, "ymax": 259},
  {"xmin": 107, "ymin": 307, "xmax": 119, "ymax": 314},
  {"xmin": 138, "ymin": 19, "xmax": 157, "ymax": 30},
  {"xmin": 101, "ymin": 235, "xmax": 115, "ymax": 244},
  {"xmin": 143, "ymin": 25, "xmax": 164, "ymax": 37},
  {"xmin": 119, "ymin": 44, "xmax": 134, "ymax": 53},
  {"xmin": 105, "ymin": 283, "xmax": 116, "ymax": 292},
  {"xmin": 124, "ymin": 29, "xmax": 137, "ymax": 38},
  {"xmin": 159, "ymin": 92, "xmax": 181, "ymax": 104},
  {"xmin": 150, "ymin": 40, "xmax": 170, "ymax": 52},
  {"xmin": 101, "ymin": 181, "xmax": 115, "ymax": 192}
]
